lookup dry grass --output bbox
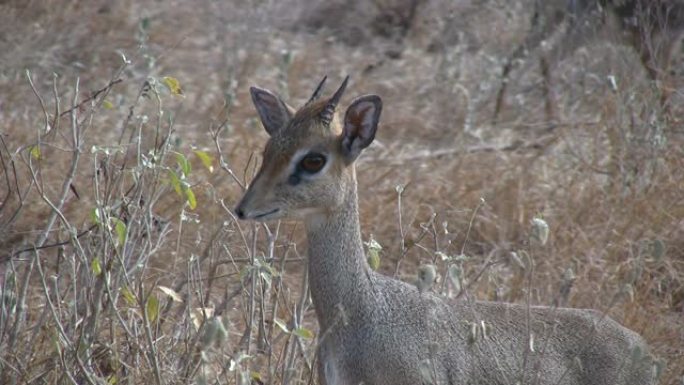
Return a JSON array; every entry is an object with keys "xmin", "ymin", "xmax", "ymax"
[{"xmin": 0, "ymin": 0, "xmax": 682, "ymax": 384}]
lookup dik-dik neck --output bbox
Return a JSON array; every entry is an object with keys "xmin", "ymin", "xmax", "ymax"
[{"xmin": 305, "ymin": 173, "xmax": 373, "ymax": 330}]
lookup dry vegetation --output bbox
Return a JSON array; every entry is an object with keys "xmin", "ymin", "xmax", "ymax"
[{"xmin": 0, "ymin": 0, "xmax": 682, "ymax": 384}]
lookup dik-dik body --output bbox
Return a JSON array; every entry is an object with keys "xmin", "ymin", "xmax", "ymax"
[{"xmin": 234, "ymin": 77, "xmax": 657, "ymax": 385}]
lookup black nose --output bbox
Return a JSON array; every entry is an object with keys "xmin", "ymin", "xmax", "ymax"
[{"xmin": 235, "ymin": 206, "xmax": 245, "ymax": 220}]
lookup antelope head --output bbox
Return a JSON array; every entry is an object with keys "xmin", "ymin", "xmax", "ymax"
[{"xmin": 234, "ymin": 76, "xmax": 382, "ymax": 221}]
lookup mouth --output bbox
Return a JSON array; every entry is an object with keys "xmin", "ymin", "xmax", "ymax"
[{"xmin": 253, "ymin": 208, "xmax": 280, "ymax": 220}]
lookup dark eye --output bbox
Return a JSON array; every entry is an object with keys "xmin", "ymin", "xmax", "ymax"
[{"xmin": 299, "ymin": 153, "xmax": 326, "ymax": 173}]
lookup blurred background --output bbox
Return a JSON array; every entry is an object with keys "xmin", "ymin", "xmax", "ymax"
[{"xmin": 0, "ymin": 0, "xmax": 682, "ymax": 384}]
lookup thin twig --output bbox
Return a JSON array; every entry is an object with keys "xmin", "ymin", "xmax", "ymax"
[{"xmin": 58, "ymin": 78, "xmax": 123, "ymax": 118}]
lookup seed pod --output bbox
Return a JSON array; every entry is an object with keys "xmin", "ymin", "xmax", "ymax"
[{"xmin": 531, "ymin": 217, "xmax": 550, "ymax": 246}]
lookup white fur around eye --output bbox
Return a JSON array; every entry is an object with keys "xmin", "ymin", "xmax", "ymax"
[{"xmin": 289, "ymin": 148, "xmax": 332, "ymax": 179}]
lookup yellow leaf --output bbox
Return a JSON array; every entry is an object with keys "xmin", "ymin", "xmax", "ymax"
[
  {"xmin": 102, "ymin": 100, "xmax": 114, "ymax": 109},
  {"xmin": 146, "ymin": 295, "xmax": 160, "ymax": 323},
  {"xmin": 112, "ymin": 218, "xmax": 127, "ymax": 246},
  {"xmin": 250, "ymin": 372, "xmax": 262, "ymax": 382},
  {"xmin": 162, "ymin": 76, "xmax": 183, "ymax": 96},
  {"xmin": 194, "ymin": 150, "xmax": 214, "ymax": 173},
  {"xmin": 157, "ymin": 285, "xmax": 183, "ymax": 302},
  {"xmin": 30, "ymin": 145, "xmax": 41, "ymax": 160},
  {"xmin": 367, "ymin": 250, "xmax": 380, "ymax": 271},
  {"xmin": 293, "ymin": 327, "xmax": 314, "ymax": 340},
  {"xmin": 91, "ymin": 257, "xmax": 102, "ymax": 276},
  {"xmin": 185, "ymin": 186, "xmax": 197, "ymax": 210},
  {"xmin": 120, "ymin": 286, "xmax": 136, "ymax": 306}
]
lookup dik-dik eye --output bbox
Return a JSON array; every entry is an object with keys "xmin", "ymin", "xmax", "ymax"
[{"xmin": 299, "ymin": 153, "xmax": 326, "ymax": 173}]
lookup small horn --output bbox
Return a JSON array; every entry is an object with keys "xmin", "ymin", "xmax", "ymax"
[
  {"xmin": 320, "ymin": 75, "xmax": 349, "ymax": 126},
  {"xmin": 306, "ymin": 76, "xmax": 328, "ymax": 105}
]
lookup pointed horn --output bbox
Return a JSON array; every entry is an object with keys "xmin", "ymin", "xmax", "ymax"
[
  {"xmin": 320, "ymin": 75, "xmax": 349, "ymax": 126},
  {"xmin": 306, "ymin": 75, "xmax": 328, "ymax": 105}
]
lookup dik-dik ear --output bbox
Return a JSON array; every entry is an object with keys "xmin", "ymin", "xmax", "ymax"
[
  {"xmin": 250, "ymin": 87, "xmax": 293, "ymax": 136},
  {"xmin": 341, "ymin": 95, "xmax": 382, "ymax": 163}
]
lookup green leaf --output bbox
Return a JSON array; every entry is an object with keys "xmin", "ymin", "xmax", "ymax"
[
  {"xmin": 293, "ymin": 327, "xmax": 314, "ymax": 340},
  {"xmin": 91, "ymin": 257, "xmax": 102, "ymax": 276},
  {"xmin": 168, "ymin": 170, "xmax": 182, "ymax": 196},
  {"xmin": 90, "ymin": 207, "xmax": 101, "ymax": 225},
  {"xmin": 146, "ymin": 295, "xmax": 160, "ymax": 323},
  {"xmin": 175, "ymin": 153, "xmax": 191, "ymax": 176},
  {"xmin": 273, "ymin": 318, "xmax": 289, "ymax": 333},
  {"xmin": 185, "ymin": 186, "xmax": 197, "ymax": 210},
  {"xmin": 367, "ymin": 250, "xmax": 380, "ymax": 271},
  {"xmin": 193, "ymin": 150, "xmax": 214, "ymax": 173},
  {"xmin": 365, "ymin": 235, "xmax": 382, "ymax": 270},
  {"xmin": 162, "ymin": 76, "xmax": 183, "ymax": 96},
  {"xmin": 113, "ymin": 218, "xmax": 127, "ymax": 246},
  {"xmin": 366, "ymin": 238, "xmax": 382, "ymax": 251},
  {"xmin": 102, "ymin": 100, "xmax": 114, "ymax": 109},
  {"xmin": 30, "ymin": 145, "xmax": 41, "ymax": 160},
  {"xmin": 120, "ymin": 286, "xmax": 136, "ymax": 306}
]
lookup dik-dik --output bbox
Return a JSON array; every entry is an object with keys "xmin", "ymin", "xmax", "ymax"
[{"xmin": 235, "ymin": 77, "xmax": 657, "ymax": 385}]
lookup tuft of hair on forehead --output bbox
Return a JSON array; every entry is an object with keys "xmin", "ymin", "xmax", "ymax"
[{"xmin": 286, "ymin": 99, "xmax": 342, "ymax": 136}]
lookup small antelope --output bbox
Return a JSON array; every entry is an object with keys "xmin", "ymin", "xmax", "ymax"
[{"xmin": 235, "ymin": 77, "xmax": 657, "ymax": 385}]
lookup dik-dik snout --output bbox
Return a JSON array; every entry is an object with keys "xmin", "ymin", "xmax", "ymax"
[{"xmin": 234, "ymin": 76, "xmax": 382, "ymax": 222}]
